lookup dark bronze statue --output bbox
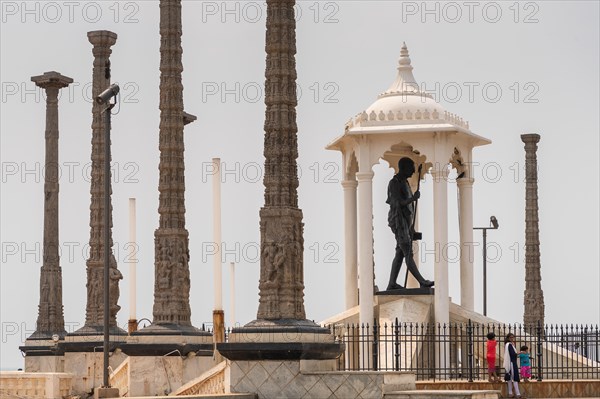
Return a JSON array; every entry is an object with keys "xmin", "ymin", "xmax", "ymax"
[{"xmin": 387, "ymin": 157, "xmax": 434, "ymax": 290}]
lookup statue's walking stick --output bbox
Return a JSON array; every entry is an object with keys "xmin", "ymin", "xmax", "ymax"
[{"xmin": 404, "ymin": 164, "xmax": 423, "ymax": 287}]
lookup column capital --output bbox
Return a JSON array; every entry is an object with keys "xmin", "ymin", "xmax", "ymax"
[
  {"xmin": 355, "ymin": 171, "xmax": 374, "ymax": 182},
  {"xmin": 521, "ymin": 133, "xmax": 540, "ymax": 144},
  {"xmin": 456, "ymin": 177, "xmax": 475, "ymax": 187},
  {"xmin": 87, "ymin": 30, "xmax": 117, "ymax": 47},
  {"xmin": 31, "ymin": 71, "xmax": 73, "ymax": 89},
  {"xmin": 341, "ymin": 179, "xmax": 358, "ymax": 189},
  {"xmin": 429, "ymin": 168, "xmax": 447, "ymax": 181}
]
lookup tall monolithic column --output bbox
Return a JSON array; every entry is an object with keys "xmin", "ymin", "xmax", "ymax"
[
  {"xmin": 218, "ymin": 0, "xmax": 342, "ymax": 369},
  {"xmin": 521, "ymin": 134, "xmax": 545, "ymax": 327},
  {"xmin": 79, "ymin": 31, "xmax": 122, "ymax": 333},
  {"xmin": 26, "ymin": 72, "xmax": 72, "ymax": 346},
  {"xmin": 21, "ymin": 75, "xmax": 73, "ymax": 374},
  {"xmin": 122, "ymin": 6, "xmax": 210, "ymax": 391},
  {"xmin": 150, "ymin": 0, "xmax": 197, "ymax": 329},
  {"xmin": 255, "ymin": 0, "xmax": 306, "ymax": 322}
]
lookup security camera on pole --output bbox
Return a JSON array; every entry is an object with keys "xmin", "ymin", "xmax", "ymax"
[
  {"xmin": 474, "ymin": 216, "xmax": 499, "ymax": 316},
  {"xmin": 96, "ymin": 82, "xmax": 120, "ymax": 396}
]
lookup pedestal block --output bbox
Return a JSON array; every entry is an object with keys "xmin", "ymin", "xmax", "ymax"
[
  {"xmin": 93, "ymin": 386, "xmax": 120, "ymax": 398},
  {"xmin": 20, "ymin": 337, "xmax": 65, "ymax": 372},
  {"xmin": 124, "ymin": 353, "xmax": 215, "ymax": 396},
  {"xmin": 119, "ymin": 324, "xmax": 215, "ymax": 396},
  {"xmin": 61, "ymin": 330, "xmax": 128, "ymax": 395},
  {"xmin": 63, "ymin": 350, "xmax": 127, "ymax": 395}
]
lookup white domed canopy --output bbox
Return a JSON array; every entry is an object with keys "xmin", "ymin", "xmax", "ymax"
[
  {"xmin": 330, "ymin": 42, "xmax": 487, "ymax": 140},
  {"xmin": 326, "ymin": 43, "xmax": 492, "ymax": 337},
  {"xmin": 365, "ymin": 42, "xmax": 445, "ymax": 121}
]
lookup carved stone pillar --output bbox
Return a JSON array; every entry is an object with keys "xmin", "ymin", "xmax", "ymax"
[
  {"xmin": 521, "ymin": 134, "xmax": 545, "ymax": 327},
  {"xmin": 121, "ymin": 1, "xmax": 211, "ymax": 371},
  {"xmin": 218, "ymin": 0, "xmax": 342, "ymax": 362},
  {"xmin": 28, "ymin": 72, "xmax": 72, "ymax": 340},
  {"xmin": 152, "ymin": 0, "xmax": 190, "ymax": 326},
  {"xmin": 254, "ymin": 0, "xmax": 306, "ymax": 322},
  {"xmin": 143, "ymin": 0, "xmax": 203, "ymax": 333}
]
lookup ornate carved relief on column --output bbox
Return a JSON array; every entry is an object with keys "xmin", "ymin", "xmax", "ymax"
[
  {"xmin": 149, "ymin": 0, "xmax": 199, "ymax": 330},
  {"xmin": 521, "ymin": 134, "xmax": 545, "ymax": 327},
  {"xmin": 28, "ymin": 72, "xmax": 73, "ymax": 340},
  {"xmin": 253, "ymin": 0, "xmax": 307, "ymax": 322},
  {"xmin": 79, "ymin": 30, "xmax": 122, "ymax": 332},
  {"xmin": 218, "ymin": 0, "xmax": 346, "ymax": 361}
]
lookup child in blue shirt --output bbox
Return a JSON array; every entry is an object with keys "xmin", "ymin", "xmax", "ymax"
[{"xmin": 518, "ymin": 345, "xmax": 532, "ymax": 382}]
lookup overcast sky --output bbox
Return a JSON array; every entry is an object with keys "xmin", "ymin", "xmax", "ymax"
[{"xmin": 1, "ymin": 1, "xmax": 598, "ymax": 370}]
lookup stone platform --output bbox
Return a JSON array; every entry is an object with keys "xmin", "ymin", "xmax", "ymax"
[
  {"xmin": 416, "ymin": 380, "xmax": 600, "ymax": 398},
  {"xmin": 127, "ymin": 394, "xmax": 257, "ymax": 399},
  {"xmin": 386, "ymin": 390, "xmax": 499, "ymax": 399}
]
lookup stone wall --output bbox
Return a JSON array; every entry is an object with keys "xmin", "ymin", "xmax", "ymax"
[{"xmin": 229, "ymin": 360, "xmax": 415, "ymax": 399}]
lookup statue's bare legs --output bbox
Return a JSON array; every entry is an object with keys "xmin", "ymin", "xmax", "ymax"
[{"xmin": 387, "ymin": 243, "xmax": 434, "ymax": 290}]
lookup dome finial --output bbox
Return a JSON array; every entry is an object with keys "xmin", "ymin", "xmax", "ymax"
[
  {"xmin": 381, "ymin": 41, "xmax": 421, "ymax": 96},
  {"xmin": 398, "ymin": 42, "xmax": 412, "ymax": 70}
]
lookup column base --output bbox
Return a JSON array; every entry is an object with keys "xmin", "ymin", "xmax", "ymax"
[
  {"xmin": 63, "ymin": 325, "xmax": 127, "ymax": 353},
  {"xmin": 93, "ymin": 387, "xmax": 120, "ymax": 398},
  {"xmin": 121, "ymin": 323, "xmax": 213, "ymax": 356},
  {"xmin": 20, "ymin": 334, "xmax": 66, "ymax": 358},
  {"xmin": 218, "ymin": 319, "xmax": 344, "ymax": 361},
  {"xmin": 68, "ymin": 324, "xmax": 127, "ymax": 336},
  {"xmin": 25, "ymin": 329, "xmax": 67, "ymax": 340},
  {"xmin": 376, "ymin": 287, "xmax": 435, "ymax": 296}
]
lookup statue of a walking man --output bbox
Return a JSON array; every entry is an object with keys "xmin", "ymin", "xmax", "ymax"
[{"xmin": 387, "ymin": 157, "xmax": 434, "ymax": 290}]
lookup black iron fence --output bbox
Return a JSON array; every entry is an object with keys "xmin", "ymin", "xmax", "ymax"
[{"xmin": 326, "ymin": 320, "xmax": 600, "ymax": 381}]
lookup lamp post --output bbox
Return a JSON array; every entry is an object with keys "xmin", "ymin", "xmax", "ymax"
[
  {"xmin": 474, "ymin": 216, "xmax": 499, "ymax": 316},
  {"xmin": 96, "ymin": 83, "xmax": 119, "ymax": 389}
]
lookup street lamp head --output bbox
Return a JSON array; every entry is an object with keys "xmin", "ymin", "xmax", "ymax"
[
  {"xmin": 490, "ymin": 216, "xmax": 499, "ymax": 229},
  {"xmin": 96, "ymin": 83, "xmax": 120, "ymax": 105}
]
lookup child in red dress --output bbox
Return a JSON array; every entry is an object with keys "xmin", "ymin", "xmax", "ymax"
[{"xmin": 486, "ymin": 332, "xmax": 500, "ymax": 382}]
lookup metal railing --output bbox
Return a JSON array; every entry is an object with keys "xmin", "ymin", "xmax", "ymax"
[{"xmin": 327, "ymin": 320, "xmax": 600, "ymax": 381}]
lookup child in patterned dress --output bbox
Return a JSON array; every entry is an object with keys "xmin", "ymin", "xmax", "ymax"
[{"xmin": 519, "ymin": 345, "xmax": 532, "ymax": 382}]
